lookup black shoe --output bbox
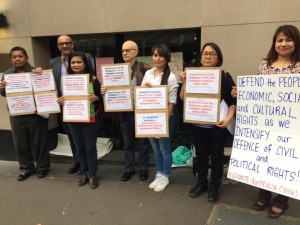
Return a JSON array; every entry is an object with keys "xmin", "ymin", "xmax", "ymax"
[
  {"xmin": 121, "ymin": 171, "xmax": 135, "ymax": 182},
  {"xmin": 67, "ymin": 164, "xmax": 80, "ymax": 174},
  {"xmin": 140, "ymin": 170, "xmax": 148, "ymax": 181},
  {"xmin": 208, "ymin": 184, "xmax": 219, "ymax": 202},
  {"xmin": 77, "ymin": 170, "xmax": 82, "ymax": 175},
  {"xmin": 189, "ymin": 181, "xmax": 208, "ymax": 198},
  {"xmin": 37, "ymin": 170, "xmax": 48, "ymax": 179},
  {"xmin": 17, "ymin": 171, "xmax": 35, "ymax": 181}
]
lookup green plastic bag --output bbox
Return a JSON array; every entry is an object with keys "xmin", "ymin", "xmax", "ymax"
[{"xmin": 172, "ymin": 146, "xmax": 192, "ymax": 165}]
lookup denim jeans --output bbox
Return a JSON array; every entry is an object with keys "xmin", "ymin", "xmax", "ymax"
[
  {"xmin": 120, "ymin": 112, "xmax": 149, "ymax": 172},
  {"xmin": 68, "ymin": 116, "xmax": 99, "ymax": 179},
  {"xmin": 149, "ymin": 115, "xmax": 174, "ymax": 176}
]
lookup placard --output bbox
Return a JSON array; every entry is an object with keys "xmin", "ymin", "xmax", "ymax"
[
  {"xmin": 185, "ymin": 68, "xmax": 221, "ymax": 94},
  {"xmin": 63, "ymin": 98, "xmax": 90, "ymax": 122},
  {"xmin": 228, "ymin": 74, "xmax": 300, "ymax": 200},
  {"xmin": 6, "ymin": 92, "xmax": 36, "ymax": 115},
  {"xmin": 135, "ymin": 86, "xmax": 168, "ymax": 110},
  {"xmin": 62, "ymin": 74, "xmax": 89, "ymax": 96},
  {"xmin": 103, "ymin": 87, "xmax": 133, "ymax": 112},
  {"xmin": 101, "ymin": 63, "xmax": 130, "ymax": 86},
  {"xmin": 34, "ymin": 91, "xmax": 60, "ymax": 114},
  {"xmin": 4, "ymin": 73, "xmax": 32, "ymax": 94},
  {"xmin": 184, "ymin": 96, "xmax": 219, "ymax": 124},
  {"xmin": 31, "ymin": 70, "xmax": 56, "ymax": 92},
  {"xmin": 135, "ymin": 112, "xmax": 168, "ymax": 137}
]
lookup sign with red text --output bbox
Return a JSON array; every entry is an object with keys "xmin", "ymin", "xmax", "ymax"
[
  {"xmin": 4, "ymin": 73, "xmax": 32, "ymax": 94},
  {"xmin": 101, "ymin": 63, "xmax": 130, "ymax": 87},
  {"xmin": 103, "ymin": 87, "xmax": 133, "ymax": 112},
  {"xmin": 135, "ymin": 86, "xmax": 167, "ymax": 110},
  {"xmin": 135, "ymin": 112, "xmax": 168, "ymax": 137},
  {"xmin": 34, "ymin": 91, "xmax": 60, "ymax": 114},
  {"xmin": 63, "ymin": 98, "xmax": 90, "ymax": 122},
  {"xmin": 228, "ymin": 74, "xmax": 300, "ymax": 200},
  {"xmin": 183, "ymin": 68, "xmax": 221, "ymax": 125},
  {"xmin": 62, "ymin": 74, "xmax": 89, "ymax": 96},
  {"xmin": 6, "ymin": 92, "xmax": 36, "ymax": 115},
  {"xmin": 31, "ymin": 70, "xmax": 56, "ymax": 92},
  {"xmin": 186, "ymin": 68, "xmax": 220, "ymax": 94}
]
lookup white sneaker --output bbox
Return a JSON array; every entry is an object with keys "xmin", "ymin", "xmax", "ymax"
[
  {"xmin": 154, "ymin": 175, "xmax": 169, "ymax": 192},
  {"xmin": 149, "ymin": 173, "xmax": 161, "ymax": 189}
]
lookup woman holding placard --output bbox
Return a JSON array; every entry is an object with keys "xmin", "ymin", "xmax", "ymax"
[
  {"xmin": 0, "ymin": 47, "xmax": 50, "ymax": 181},
  {"xmin": 57, "ymin": 51, "xmax": 102, "ymax": 189},
  {"xmin": 142, "ymin": 43, "xmax": 179, "ymax": 192},
  {"xmin": 232, "ymin": 25, "xmax": 300, "ymax": 219},
  {"xmin": 180, "ymin": 43, "xmax": 236, "ymax": 202}
]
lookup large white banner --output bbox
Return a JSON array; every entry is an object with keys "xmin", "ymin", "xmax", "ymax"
[{"xmin": 228, "ymin": 74, "xmax": 300, "ymax": 200}]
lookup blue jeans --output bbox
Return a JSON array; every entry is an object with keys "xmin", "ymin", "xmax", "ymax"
[
  {"xmin": 68, "ymin": 116, "xmax": 99, "ymax": 179},
  {"xmin": 149, "ymin": 115, "xmax": 174, "ymax": 176},
  {"xmin": 120, "ymin": 112, "xmax": 149, "ymax": 172}
]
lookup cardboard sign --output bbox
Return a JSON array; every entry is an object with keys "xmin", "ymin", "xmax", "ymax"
[
  {"xmin": 62, "ymin": 74, "xmax": 89, "ymax": 96},
  {"xmin": 228, "ymin": 74, "xmax": 300, "ymax": 200},
  {"xmin": 4, "ymin": 73, "xmax": 32, "ymax": 94},
  {"xmin": 101, "ymin": 63, "xmax": 130, "ymax": 87},
  {"xmin": 31, "ymin": 70, "xmax": 56, "ymax": 92},
  {"xmin": 6, "ymin": 92, "xmax": 36, "ymax": 115},
  {"xmin": 63, "ymin": 98, "xmax": 90, "ymax": 122},
  {"xmin": 135, "ymin": 86, "xmax": 168, "ymax": 110},
  {"xmin": 34, "ymin": 91, "xmax": 60, "ymax": 114},
  {"xmin": 103, "ymin": 87, "xmax": 133, "ymax": 112}
]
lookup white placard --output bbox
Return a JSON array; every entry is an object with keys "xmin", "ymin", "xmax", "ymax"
[
  {"xmin": 31, "ymin": 70, "xmax": 56, "ymax": 92},
  {"xmin": 104, "ymin": 89, "xmax": 133, "ymax": 111},
  {"xmin": 7, "ymin": 94, "xmax": 36, "ymax": 115},
  {"xmin": 184, "ymin": 97, "xmax": 219, "ymax": 123},
  {"xmin": 135, "ymin": 86, "xmax": 167, "ymax": 110},
  {"xmin": 186, "ymin": 69, "xmax": 220, "ymax": 94},
  {"xmin": 63, "ymin": 99, "xmax": 89, "ymax": 122},
  {"xmin": 228, "ymin": 74, "xmax": 300, "ymax": 200},
  {"xmin": 4, "ymin": 73, "xmax": 32, "ymax": 94},
  {"xmin": 101, "ymin": 64, "xmax": 130, "ymax": 86},
  {"xmin": 62, "ymin": 74, "xmax": 89, "ymax": 96},
  {"xmin": 34, "ymin": 92, "xmax": 60, "ymax": 114},
  {"xmin": 136, "ymin": 112, "xmax": 167, "ymax": 136}
]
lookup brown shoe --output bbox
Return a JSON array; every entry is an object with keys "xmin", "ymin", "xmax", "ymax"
[
  {"xmin": 253, "ymin": 201, "xmax": 269, "ymax": 211},
  {"xmin": 267, "ymin": 206, "xmax": 289, "ymax": 219},
  {"xmin": 89, "ymin": 179, "xmax": 98, "ymax": 189},
  {"xmin": 78, "ymin": 177, "xmax": 89, "ymax": 187}
]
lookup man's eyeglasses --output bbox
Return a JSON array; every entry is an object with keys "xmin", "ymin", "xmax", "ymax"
[
  {"xmin": 121, "ymin": 49, "xmax": 136, "ymax": 53},
  {"xmin": 58, "ymin": 42, "xmax": 72, "ymax": 47},
  {"xmin": 202, "ymin": 52, "xmax": 218, "ymax": 58}
]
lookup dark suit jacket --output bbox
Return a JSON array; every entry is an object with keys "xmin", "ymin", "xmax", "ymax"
[{"xmin": 49, "ymin": 56, "xmax": 63, "ymax": 97}]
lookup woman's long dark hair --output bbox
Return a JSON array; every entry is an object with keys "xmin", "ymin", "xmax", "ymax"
[
  {"xmin": 266, "ymin": 25, "xmax": 300, "ymax": 66},
  {"xmin": 67, "ymin": 51, "xmax": 93, "ymax": 75},
  {"xmin": 151, "ymin": 43, "xmax": 171, "ymax": 85},
  {"xmin": 199, "ymin": 42, "xmax": 223, "ymax": 67}
]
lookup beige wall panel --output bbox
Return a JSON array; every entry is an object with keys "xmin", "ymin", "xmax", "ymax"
[
  {"xmin": 0, "ymin": 0, "xmax": 31, "ymax": 38},
  {"xmin": 27, "ymin": 0, "xmax": 108, "ymax": 36},
  {"xmin": 201, "ymin": 22, "xmax": 300, "ymax": 82},
  {"xmin": 105, "ymin": 0, "xmax": 201, "ymax": 32},
  {"xmin": 31, "ymin": 38, "xmax": 51, "ymax": 69},
  {"xmin": 200, "ymin": 0, "xmax": 300, "ymax": 26}
]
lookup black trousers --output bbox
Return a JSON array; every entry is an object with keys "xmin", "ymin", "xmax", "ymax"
[
  {"xmin": 192, "ymin": 125, "xmax": 226, "ymax": 185},
  {"xmin": 10, "ymin": 115, "xmax": 50, "ymax": 173},
  {"xmin": 57, "ymin": 112, "xmax": 79, "ymax": 165},
  {"xmin": 257, "ymin": 189, "xmax": 289, "ymax": 209}
]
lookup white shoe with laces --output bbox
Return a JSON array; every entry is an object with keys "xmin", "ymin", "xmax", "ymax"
[
  {"xmin": 149, "ymin": 173, "xmax": 161, "ymax": 189},
  {"xmin": 154, "ymin": 174, "xmax": 169, "ymax": 192}
]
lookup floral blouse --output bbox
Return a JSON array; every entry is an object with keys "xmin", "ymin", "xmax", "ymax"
[{"xmin": 257, "ymin": 59, "xmax": 300, "ymax": 75}]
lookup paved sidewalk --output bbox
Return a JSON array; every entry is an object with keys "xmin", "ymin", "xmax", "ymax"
[{"xmin": 0, "ymin": 159, "xmax": 299, "ymax": 225}]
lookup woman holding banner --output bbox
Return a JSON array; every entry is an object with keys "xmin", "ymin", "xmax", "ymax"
[
  {"xmin": 57, "ymin": 51, "xmax": 102, "ymax": 189},
  {"xmin": 232, "ymin": 25, "xmax": 300, "ymax": 218},
  {"xmin": 142, "ymin": 43, "xmax": 179, "ymax": 192},
  {"xmin": 0, "ymin": 47, "xmax": 50, "ymax": 181},
  {"xmin": 180, "ymin": 42, "xmax": 236, "ymax": 202}
]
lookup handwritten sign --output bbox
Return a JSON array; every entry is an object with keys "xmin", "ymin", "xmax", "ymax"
[
  {"xmin": 6, "ymin": 93, "xmax": 36, "ymax": 115},
  {"xmin": 103, "ymin": 88, "xmax": 133, "ymax": 112},
  {"xmin": 4, "ymin": 73, "xmax": 32, "ymax": 94},
  {"xmin": 63, "ymin": 99, "xmax": 90, "ymax": 122},
  {"xmin": 228, "ymin": 74, "xmax": 300, "ymax": 200},
  {"xmin": 184, "ymin": 97, "xmax": 219, "ymax": 123},
  {"xmin": 62, "ymin": 74, "xmax": 89, "ymax": 96},
  {"xmin": 31, "ymin": 70, "xmax": 56, "ymax": 92},
  {"xmin": 34, "ymin": 91, "xmax": 60, "ymax": 114},
  {"xmin": 135, "ymin": 86, "xmax": 167, "ymax": 110},
  {"xmin": 101, "ymin": 63, "xmax": 130, "ymax": 86},
  {"xmin": 186, "ymin": 68, "xmax": 220, "ymax": 94},
  {"xmin": 135, "ymin": 112, "xmax": 168, "ymax": 137}
]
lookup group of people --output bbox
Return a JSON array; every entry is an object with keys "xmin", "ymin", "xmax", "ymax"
[{"xmin": 1, "ymin": 24, "xmax": 299, "ymax": 219}]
